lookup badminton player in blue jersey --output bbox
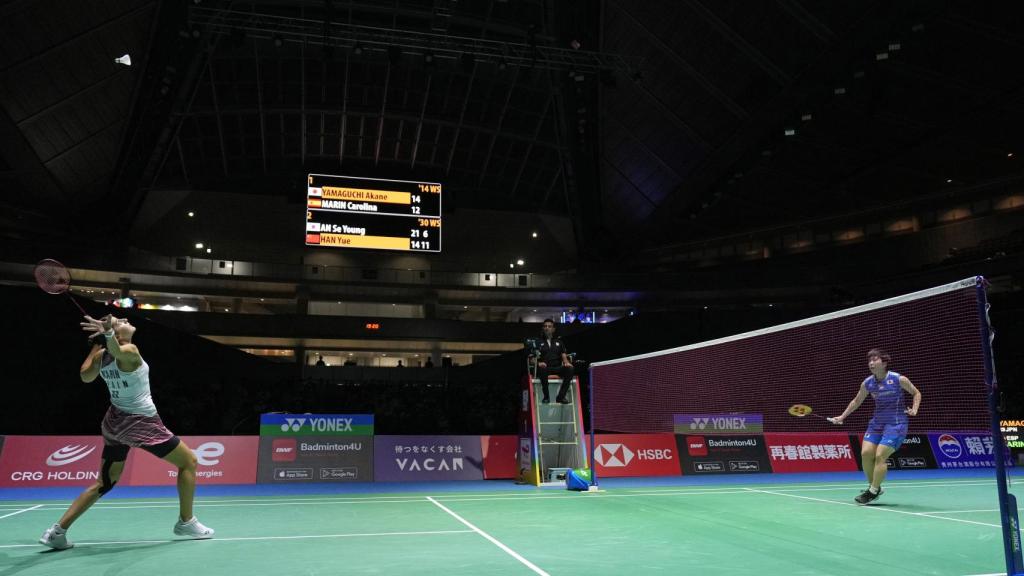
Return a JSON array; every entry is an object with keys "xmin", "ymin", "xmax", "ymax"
[{"xmin": 831, "ymin": 348, "xmax": 921, "ymax": 504}]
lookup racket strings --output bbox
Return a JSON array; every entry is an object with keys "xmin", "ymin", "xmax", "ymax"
[{"xmin": 34, "ymin": 260, "xmax": 71, "ymax": 294}]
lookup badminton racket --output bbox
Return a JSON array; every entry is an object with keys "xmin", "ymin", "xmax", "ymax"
[
  {"xmin": 34, "ymin": 259, "xmax": 88, "ymax": 315},
  {"xmin": 788, "ymin": 404, "xmax": 840, "ymax": 424}
]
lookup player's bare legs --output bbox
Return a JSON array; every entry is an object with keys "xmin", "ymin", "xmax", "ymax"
[{"xmin": 162, "ymin": 442, "xmax": 198, "ymax": 521}]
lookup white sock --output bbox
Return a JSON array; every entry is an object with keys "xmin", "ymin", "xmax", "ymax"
[
  {"xmin": 869, "ymin": 486, "xmax": 880, "ymax": 494},
  {"xmin": 53, "ymin": 524, "xmax": 66, "ymax": 534}
]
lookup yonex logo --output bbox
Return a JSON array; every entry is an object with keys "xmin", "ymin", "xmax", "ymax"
[
  {"xmin": 282, "ymin": 418, "xmax": 307, "ymax": 432},
  {"xmin": 690, "ymin": 418, "xmax": 709, "ymax": 430},
  {"xmin": 595, "ymin": 443, "xmax": 634, "ymax": 467},
  {"xmin": 46, "ymin": 445, "xmax": 96, "ymax": 467}
]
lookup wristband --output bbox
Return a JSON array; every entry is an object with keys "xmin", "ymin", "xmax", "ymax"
[{"xmin": 104, "ymin": 330, "xmax": 115, "ymax": 338}]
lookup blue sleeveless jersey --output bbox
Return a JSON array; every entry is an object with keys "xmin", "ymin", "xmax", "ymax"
[{"xmin": 864, "ymin": 371, "xmax": 906, "ymax": 425}]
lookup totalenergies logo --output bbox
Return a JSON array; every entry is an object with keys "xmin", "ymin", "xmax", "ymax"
[{"xmin": 937, "ymin": 434, "xmax": 963, "ymax": 459}]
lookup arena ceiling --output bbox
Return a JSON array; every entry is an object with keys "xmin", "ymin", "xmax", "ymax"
[{"xmin": 1, "ymin": 0, "xmax": 1022, "ymax": 265}]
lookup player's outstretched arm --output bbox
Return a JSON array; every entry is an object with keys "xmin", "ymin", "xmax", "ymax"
[
  {"xmin": 900, "ymin": 376, "xmax": 921, "ymax": 416},
  {"xmin": 80, "ymin": 346, "xmax": 104, "ymax": 383},
  {"xmin": 832, "ymin": 383, "xmax": 868, "ymax": 424},
  {"xmin": 81, "ymin": 316, "xmax": 141, "ymax": 368}
]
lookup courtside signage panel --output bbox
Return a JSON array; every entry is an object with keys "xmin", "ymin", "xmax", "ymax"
[
  {"xmin": 763, "ymin": 433, "xmax": 859, "ymax": 473},
  {"xmin": 374, "ymin": 436, "xmax": 484, "ymax": 482},
  {"xmin": 928, "ymin": 433, "xmax": 1014, "ymax": 469},
  {"xmin": 259, "ymin": 413, "xmax": 373, "ymax": 436},
  {"xmin": 677, "ymin": 434, "xmax": 773, "ymax": 474},
  {"xmin": 850, "ymin": 433, "xmax": 936, "ymax": 470},
  {"xmin": 481, "ymin": 435, "xmax": 518, "ymax": 479},
  {"xmin": 0, "ymin": 436, "xmax": 104, "ymax": 487},
  {"xmin": 257, "ymin": 435, "xmax": 373, "ymax": 483},
  {"xmin": 120, "ymin": 436, "xmax": 258, "ymax": 486},
  {"xmin": 305, "ymin": 174, "xmax": 441, "ymax": 253},
  {"xmin": 585, "ymin": 434, "xmax": 680, "ymax": 477},
  {"xmin": 674, "ymin": 414, "xmax": 763, "ymax": 434}
]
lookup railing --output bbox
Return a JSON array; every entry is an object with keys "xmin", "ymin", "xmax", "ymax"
[{"xmin": 127, "ymin": 251, "xmax": 588, "ymax": 289}]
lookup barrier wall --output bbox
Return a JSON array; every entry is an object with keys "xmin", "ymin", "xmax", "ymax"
[
  {"xmin": 0, "ymin": 432, "xmax": 1010, "ymax": 487},
  {"xmin": 0, "ymin": 436, "xmax": 259, "ymax": 487}
]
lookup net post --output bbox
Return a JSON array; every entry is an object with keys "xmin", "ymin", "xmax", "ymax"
[
  {"xmin": 589, "ymin": 363, "xmax": 598, "ymax": 489},
  {"xmin": 976, "ymin": 276, "xmax": 1024, "ymax": 575}
]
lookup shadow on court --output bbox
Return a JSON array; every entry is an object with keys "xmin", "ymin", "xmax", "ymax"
[{"xmin": 0, "ymin": 542, "xmax": 179, "ymax": 576}]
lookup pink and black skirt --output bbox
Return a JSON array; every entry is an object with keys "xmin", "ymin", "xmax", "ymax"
[{"xmin": 101, "ymin": 405, "xmax": 180, "ymax": 459}]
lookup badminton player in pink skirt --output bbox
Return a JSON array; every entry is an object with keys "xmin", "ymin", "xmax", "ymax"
[{"xmin": 40, "ymin": 315, "xmax": 214, "ymax": 549}]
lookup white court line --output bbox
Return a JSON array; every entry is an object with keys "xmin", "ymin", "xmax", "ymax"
[
  {"xmin": 614, "ymin": 479, "xmax": 1000, "ymax": 495},
  {"xmin": 10, "ymin": 490, "xmax": 759, "ymax": 511},
  {"xmin": 0, "ymin": 529, "xmax": 473, "ymax": 549},
  {"xmin": 742, "ymin": 488, "xmax": 1002, "ymax": 528},
  {"xmin": 617, "ymin": 479, "xmax": 1000, "ymax": 492},
  {"xmin": 0, "ymin": 505, "xmax": 42, "ymax": 520},
  {"xmin": 0, "ymin": 477, "xmax": 1000, "ymax": 509},
  {"xmin": 427, "ymin": 496, "xmax": 550, "ymax": 576},
  {"xmin": 0, "ymin": 480, "xmax": 1008, "ymax": 512}
]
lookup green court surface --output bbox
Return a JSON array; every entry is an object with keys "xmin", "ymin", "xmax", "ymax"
[{"xmin": 0, "ymin": 477, "xmax": 1017, "ymax": 576}]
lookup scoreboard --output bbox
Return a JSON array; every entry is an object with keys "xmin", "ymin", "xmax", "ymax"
[{"xmin": 305, "ymin": 174, "xmax": 442, "ymax": 253}]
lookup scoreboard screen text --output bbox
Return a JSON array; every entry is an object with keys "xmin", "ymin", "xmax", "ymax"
[{"xmin": 305, "ymin": 174, "xmax": 441, "ymax": 253}]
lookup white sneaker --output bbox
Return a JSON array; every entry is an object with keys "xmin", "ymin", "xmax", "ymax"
[
  {"xmin": 39, "ymin": 523, "xmax": 73, "ymax": 550},
  {"xmin": 173, "ymin": 517, "xmax": 214, "ymax": 539}
]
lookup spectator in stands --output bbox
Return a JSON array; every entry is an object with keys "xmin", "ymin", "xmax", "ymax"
[
  {"xmin": 315, "ymin": 354, "xmax": 326, "ymax": 366},
  {"xmin": 424, "ymin": 357, "xmax": 435, "ymax": 368},
  {"xmin": 531, "ymin": 319, "xmax": 573, "ymax": 404}
]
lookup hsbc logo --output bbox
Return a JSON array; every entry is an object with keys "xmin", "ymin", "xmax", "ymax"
[
  {"xmin": 595, "ymin": 444, "xmax": 674, "ymax": 467},
  {"xmin": 45, "ymin": 445, "xmax": 96, "ymax": 467},
  {"xmin": 595, "ymin": 444, "xmax": 634, "ymax": 467},
  {"xmin": 272, "ymin": 438, "xmax": 297, "ymax": 462},
  {"xmin": 687, "ymin": 436, "xmax": 708, "ymax": 457}
]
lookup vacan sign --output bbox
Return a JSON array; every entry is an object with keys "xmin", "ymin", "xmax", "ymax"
[
  {"xmin": 674, "ymin": 414, "xmax": 763, "ymax": 434},
  {"xmin": 374, "ymin": 436, "xmax": 484, "ymax": 481}
]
